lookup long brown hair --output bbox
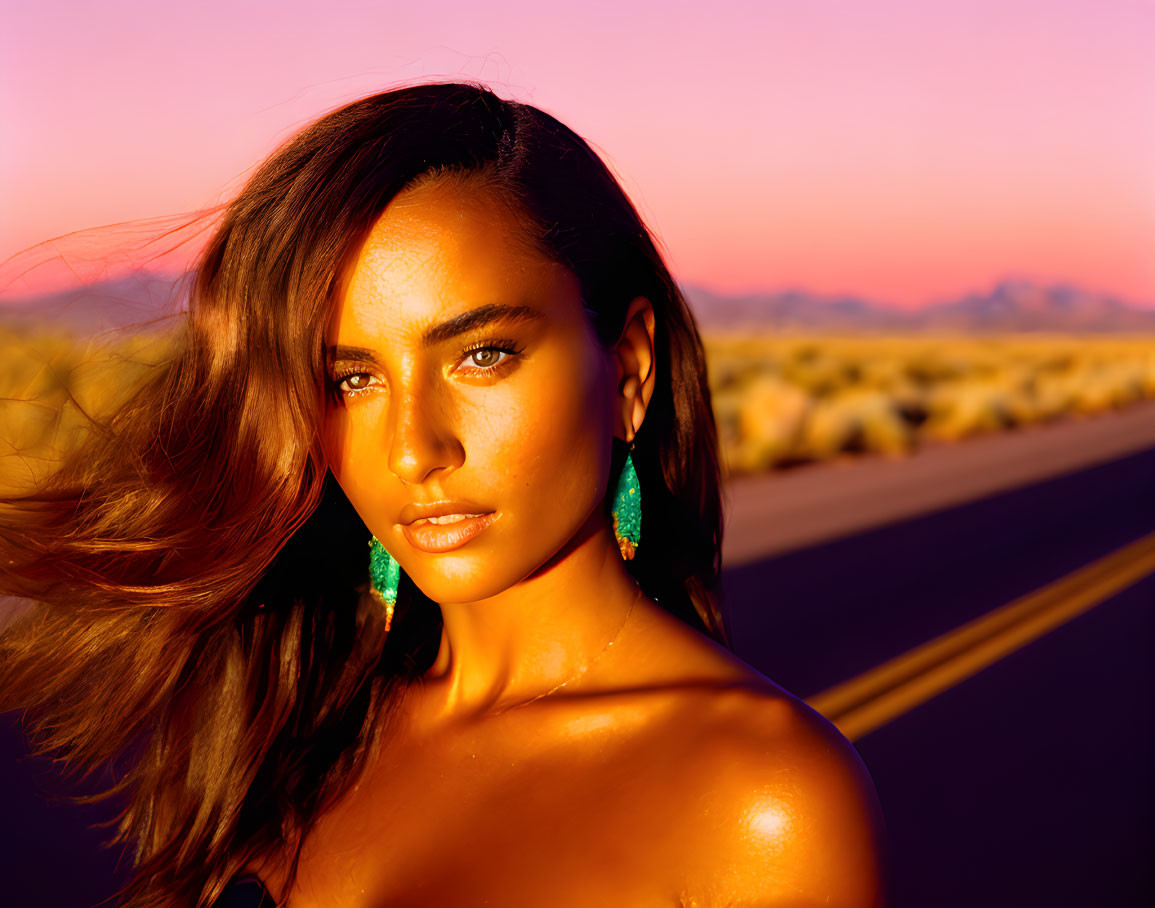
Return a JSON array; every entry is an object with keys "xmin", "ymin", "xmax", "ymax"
[{"xmin": 0, "ymin": 80, "xmax": 726, "ymax": 906}]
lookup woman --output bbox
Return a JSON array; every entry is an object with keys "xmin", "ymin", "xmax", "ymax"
[{"xmin": 0, "ymin": 81, "xmax": 888, "ymax": 907}]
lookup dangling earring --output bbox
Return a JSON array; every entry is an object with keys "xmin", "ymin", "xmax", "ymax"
[
  {"xmin": 368, "ymin": 536, "xmax": 400, "ymax": 631},
  {"xmin": 611, "ymin": 444, "xmax": 642, "ymax": 560}
]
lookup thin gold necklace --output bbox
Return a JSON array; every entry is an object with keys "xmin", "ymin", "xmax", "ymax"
[{"xmin": 497, "ymin": 586, "xmax": 643, "ymax": 714}]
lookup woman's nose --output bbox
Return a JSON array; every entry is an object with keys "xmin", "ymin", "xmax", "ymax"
[{"xmin": 386, "ymin": 381, "xmax": 464, "ymax": 486}]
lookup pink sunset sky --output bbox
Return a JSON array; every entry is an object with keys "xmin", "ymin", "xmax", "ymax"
[{"xmin": 1, "ymin": 0, "xmax": 1152, "ymax": 308}]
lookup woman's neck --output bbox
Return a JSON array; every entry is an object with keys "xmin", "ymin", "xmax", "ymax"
[{"xmin": 419, "ymin": 515, "xmax": 643, "ymax": 719}]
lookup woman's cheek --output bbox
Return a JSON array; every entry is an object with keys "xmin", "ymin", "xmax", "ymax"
[
  {"xmin": 519, "ymin": 353, "xmax": 608, "ymax": 501},
  {"xmin": 334, "ymin": 400, "xmax": 391, "ymax": 510}
]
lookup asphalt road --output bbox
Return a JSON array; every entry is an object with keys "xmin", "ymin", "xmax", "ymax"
[
  {"xmin": 722, "ymin": 444, "xmax": 1155, "ymax": 907},
  {"xmin": 856, "ymin": 566, "xmax": 1155, "ymax": 907},
  {"xmin": 2, "ymin": 427, "xmax": 1152, "ymax": 906}
]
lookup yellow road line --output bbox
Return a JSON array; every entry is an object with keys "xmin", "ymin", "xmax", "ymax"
[{"xmin": 806, "ymin": 530, "xmax": 1155, "ymax": 742}]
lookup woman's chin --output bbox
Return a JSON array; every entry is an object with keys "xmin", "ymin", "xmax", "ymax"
[{"xmin": 407, "ymin": 567, "xmax": 516, "ymax": 608}]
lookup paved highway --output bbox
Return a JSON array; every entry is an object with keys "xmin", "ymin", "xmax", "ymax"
[{"xmin": 724, "ymin": 442, "xmax": 1154, "ymax": 907}]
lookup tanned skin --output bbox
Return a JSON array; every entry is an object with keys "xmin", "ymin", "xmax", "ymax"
[{"xmin": 253, "ymin": 176, "xmax": 889, "ymax": 907}]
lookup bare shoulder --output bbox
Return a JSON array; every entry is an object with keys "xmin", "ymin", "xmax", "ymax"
[
  {"xmin": 620, "ymin": 600, "xmax": 889, "ymax": 902},
  {"xmin": 659, "ymin": 682, "xmax": 891, "ymax": 908}
]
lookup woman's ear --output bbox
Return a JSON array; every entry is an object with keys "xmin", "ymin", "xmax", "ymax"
[{"xmin": 613, "ymin": 296, "xmax": 656, "ymax": 443}]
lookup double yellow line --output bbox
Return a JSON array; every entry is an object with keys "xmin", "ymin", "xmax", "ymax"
[{"xmin": 806, "ymin": 530, "xmax": 1155, "ymax": 742}]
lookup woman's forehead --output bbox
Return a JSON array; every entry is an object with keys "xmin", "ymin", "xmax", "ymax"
[
  {"xmin": 332, "ymin": 180, "xmax": 580, "ymax": 340},
  {"xmin": 351, "ymin": 182, "xmax": 523, "ymax": 284}
]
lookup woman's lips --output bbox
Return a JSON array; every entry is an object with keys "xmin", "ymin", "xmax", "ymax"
[{"xmin": 401, "ymin": 512, "xmax": 497, "ymax": 553}]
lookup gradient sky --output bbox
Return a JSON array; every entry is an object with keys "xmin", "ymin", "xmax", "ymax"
[{"xmin": 2, "ymin": 0, "xmax": 1152, "ymax": 306}]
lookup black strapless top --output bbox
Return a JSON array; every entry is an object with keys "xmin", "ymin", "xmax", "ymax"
[{"xmin": 212, "ymin": 876, "xmax": 276, "ymax": 907}]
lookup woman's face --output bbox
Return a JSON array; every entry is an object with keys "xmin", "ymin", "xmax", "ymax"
[{"xmin": 322, "ymin": 177, "xmax": 621, "ymax": 605}]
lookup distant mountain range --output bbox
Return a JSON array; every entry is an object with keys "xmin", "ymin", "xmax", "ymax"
[
  {"xmin": 684, "ymin": 281, "xmax": 1155, "ymax": 333},
  {"xmin": 2, "ymin": 271, "xmax": 1153, "ymax": 335},
  {"xmin": 0, "ymin": 271, "xmax": 190, "ymax": 335}
]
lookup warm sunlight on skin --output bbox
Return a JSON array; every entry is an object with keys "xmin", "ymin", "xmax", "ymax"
[
  {"xmin": 319, "ymin": 172, "xmax": 656, "ymax": 718},
  {"xmin": 674, "ymin": 701, "xmax": 889, "ymax": 907},
  {"xmin": 322, "ymin": 176, "xmax": 615, "ymax": 606},
  {"xmin": 269, "ymin": 175, "xmax": 891, "ymax": 907},
  {"xmin": 745, "ymin": 795, "xmax": 794, "ymax": 849}
]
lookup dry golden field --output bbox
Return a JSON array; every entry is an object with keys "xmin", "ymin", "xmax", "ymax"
[
  {"xmin": 704, "ymin": 333, "xmax": 1155, "ymax": 478},
  {"xmin": 0, "ymin": 326, "xmax": 180, "ymax": 492},
  {"xmin": 1, "ymin": 325, "xmax": 1153, "ymax": 490}
]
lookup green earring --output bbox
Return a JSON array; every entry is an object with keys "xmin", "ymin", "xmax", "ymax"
[
  {"xmin": 368, "ymin": 536, "xmax": 400, "ymax": 631},
  {"xmin": 611, "ymin": 447, "xmax": 642, "ymax": 560}
]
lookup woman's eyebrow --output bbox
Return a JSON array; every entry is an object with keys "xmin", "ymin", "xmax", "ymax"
[
  {"xmin": 420, "ymin": 303, "xmax": 544, "ymax": 347},
  {"xmin": 328, "ymin": 304, "xmax": 545, "ymax": 362}
]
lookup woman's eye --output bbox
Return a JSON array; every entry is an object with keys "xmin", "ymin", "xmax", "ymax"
[
  {"xmin": 467, "ymin": 347, "xmax": 507, "ymax": 369},
  {"xmin": 460, "ymin": 342, "xmax": 520, "ymax": 373},
  {"xmin": 337, "ymin": 372, "xmax": 376, "ymax": 395}
]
